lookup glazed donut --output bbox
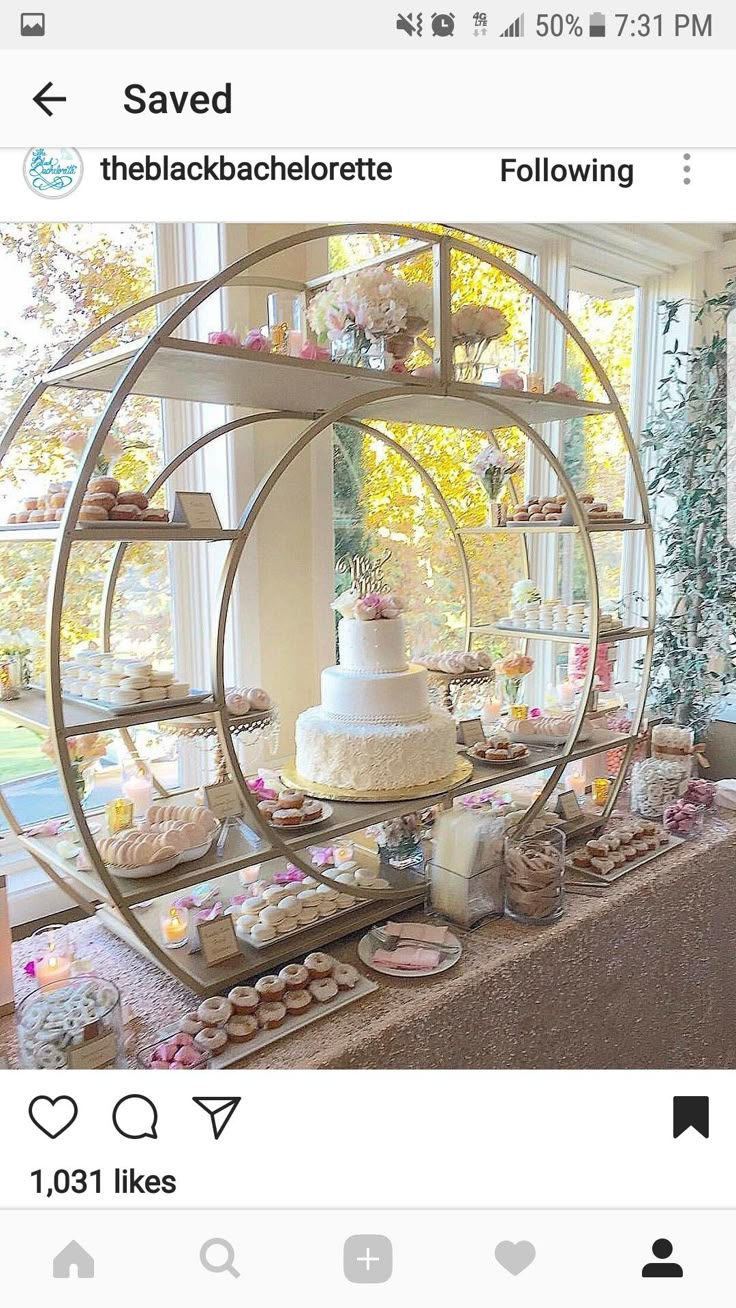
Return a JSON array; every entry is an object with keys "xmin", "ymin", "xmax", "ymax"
[
  {"xmin": 141, "ymin": 506, "xmax": 169, "ymax": 521},
  {"xmin": 194, "ymin": 1028, "xmax": 228, "ymax": 1054},
  {"xmin": 304, "ymin": 951, "xmax": 334, "ymax": 979},
  {"xmin": 283, "ymin": 988, "xmax": 312, "ymax": 1014},
  {"xmin": 179, "ymin": 1011, "xmax": 204, "ymax": 1035},
  {"xmin": 257, "ymin": 1002, "xmax": 287, "ymax": 1030},
  {"xmin": 258, "ymin": 800, "xmax": 278, "ymax": 819},
  {"xmin": 110, "ymin": 504, "xmax": 142, "ymax": 521},
  {"xmin": 333, "ymin": 963, "xmax": 359, "ymax": 990},
  {"xmin": 309, "ymin": 978, "xmax": 339, "ymax": 1004},
  {"xmin": 50, "ymin": 492, "xmax": 67, "ymax": 509},
  {"xmin": 84, "ymin": 492, "xmax": 116, "ymax": 512},
  {"xmin": 226, "ymin": 1015, "xmax": 259, "ymax": 1043},
  {"xmin": 272, "ymin": 809, "xmax": 305, "ymax": 827},
  {"xmin": 117, "ymin": 490, "xmax": 149, "ymax": 509},
  {"xmin": 78, "ymin": 505, "xmax": 108, "ymax": 521},
  {"xmin": 197, "ymin": 996, "xmax": 233, "ymax": 1028},
  {"xmin": 279, "ymin": 963, "xmax": 310, "ymax": 990},
  {"xmin": 255, "ymin": 974, "xmax": 286, "ymax": 1001},
  {"xmin": 227, "ymin": 985, "xmax": 260, "ymax": 1014},
  {"xmin": 89, "ymin": 476, "xmax": 120, "ymax": 496},
  {"xmin": 277, "ymin": 789, "xmax": 305, "ymax": 810}
]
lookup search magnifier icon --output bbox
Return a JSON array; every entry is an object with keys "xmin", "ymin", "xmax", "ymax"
[{"xmin": 200, "ymin": 1238, "xmax": 240, "ymax": 1279}]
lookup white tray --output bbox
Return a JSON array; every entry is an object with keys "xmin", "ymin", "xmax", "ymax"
[
  {"xmin": 565, "ymin": 832, "xmax": 684, "ymax": 886},
  {"xmin": 244, "ymin": 893, "xmax": 368, "ymax": 950},
  {"xmin": 160, "ymin": 973, "xmax": 378, "ymax": 1069},
  {"xmin": 33, "ymin": 684, "xmax": 210, "ymax": 717}
]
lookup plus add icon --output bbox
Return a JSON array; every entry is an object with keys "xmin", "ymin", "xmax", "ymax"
[{"xmin": 343, "ymin": 1234, "xmax": 393, "ymax": 1284}]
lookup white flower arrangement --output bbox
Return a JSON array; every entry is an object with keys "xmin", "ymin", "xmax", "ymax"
[
  {"xmin": 307, "ymin": 268, "xmax": 430, "ymax": 343},
  {"xmin": 470, "ymin": 444, "xmax": 520, "ymax": 500},
  {"xmin": 511, "ymin": 578, "xmax": 541, "ymax": 607},
  {"xmin": 452, "ymin": 304, "xmax": 509, "ymax": 343}
]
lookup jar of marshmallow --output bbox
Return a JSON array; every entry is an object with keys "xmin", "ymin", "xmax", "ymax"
[
  {"xmin": 630, "ymin": 758, "xmax": 687, "ymax": 819},
  {"xmin": 17, "ymin": 974, "xmax": 125, "ymax": 1070},
  {"xmin": 651, "ymin": 724, "xmax": 695, "ymax": 777}
]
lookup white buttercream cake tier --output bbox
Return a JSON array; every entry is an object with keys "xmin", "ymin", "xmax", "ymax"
[
  {"xmin": 295, "ymin": 706, "xmax": 458, "ymax": 793},
  {"xmin": 338, "ymin": 616, "xmax": 408, "ymax": 673},
  {"xmin": 321, "ymin": 663, "xmax": 429, "ymax": 724}
]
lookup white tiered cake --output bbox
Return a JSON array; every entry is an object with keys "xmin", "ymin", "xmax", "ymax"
[{"xmin": 295, "ymin": 594, "xmax": 457, "ymax": 794}]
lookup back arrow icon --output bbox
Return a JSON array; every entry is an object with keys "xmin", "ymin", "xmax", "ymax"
[{"xmin": 33, "ymin": 82, "xmax": 66, "ymax": 117}]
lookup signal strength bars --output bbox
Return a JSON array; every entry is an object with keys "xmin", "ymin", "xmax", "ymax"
[{"xmin": 500, "ymin": 12, "xmax": 525, "ymax": 37}]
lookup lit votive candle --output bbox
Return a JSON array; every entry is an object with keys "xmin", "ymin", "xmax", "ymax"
[
  {"xmin": 35, "ymin": 953, "xmax": 73, "ymax": 989},
  {"xmin": 161, "ymin": 906, "xmax": 189, "ymax": 950},
  {"xmin": 592, "ymin": 777, "xmax": 610, "ymax": 807},
  {"xmin": 557, "ymin": 681, "xmax": 577, "ymax": 708},
  {"xmin": 106, "ymin": 797, "xmax": 134, "ymax": 834},
  {"xmin": 568, "ymin": 773, "xmax": 586, "ymax": 799},
  {"xmin": 122, "ymin": 773, "xmax": 154, "ymax": 818},
  {"xmin": 484, "ymin": 697, "xmax": 502, "ymax": 721},
  {"xmin": 333, "ymin": 844, "xmax": 354, "ymax": 867},
  {"xmin": 509, "ymin": 704, "xmax": 529, "ymax": 720}
]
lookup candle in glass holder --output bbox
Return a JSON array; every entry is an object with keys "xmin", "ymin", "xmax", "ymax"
[
  {"xmin": 509, "ymin": 704, "xmax": 529, "ymax": 720},
  {"xmin": 161, "ymin": 905, "xmax": 188, "ymax": 950},
  {"xmin": 592, "ymin": 777, "xmax": 610, "ymax": 807},
  {"xmin": 106, "ymin": 797, "xmax": 134, "ymax": 834},
  {"xmin": 333, "ymin": 843, "xmax": 354, "ymax": 867},
  {"xmin": 122, "ymin": 772, "xmax": 153, "ymax": 818},
  {"xmin": 557, "ymin": 680, "xmax": 577, "ymax": 708},
  {"xmin": 35, "ymin": 953, "xmax": 73, "ymax": 989},
  {"xmin": 568, "ymin": 773, "xmax": 586, "ymax": 799}
]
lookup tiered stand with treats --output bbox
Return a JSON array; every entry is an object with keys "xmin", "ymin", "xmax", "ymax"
[{"xmin": 0, "ymin": 225, "xmax": 655, "ymax": 1000}]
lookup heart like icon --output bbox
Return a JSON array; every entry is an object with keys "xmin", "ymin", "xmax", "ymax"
[
  {"xmin": 494, "ymin": 1240, "xmax": 536, "ymax": 1276},
  {"xmin": 28, "ymin": 1095, "xmax": 78, "ymax": 1139}
]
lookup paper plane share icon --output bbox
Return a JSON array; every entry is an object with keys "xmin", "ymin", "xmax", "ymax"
[{"xmin": 192, "ymin": 1096, "xmax": 241, "ymax": 1141}]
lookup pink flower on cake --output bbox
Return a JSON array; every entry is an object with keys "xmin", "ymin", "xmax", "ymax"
[
  {"xmin": 378, "ymin": 593, "xmax": 403, "ymax": 619},
  {"xmin": 354, "ymin": 593, "xmax": 383, "ymax": 621},
  {"xmin": 208, "ymin": 330, "xmax": 243, "ymax": 348},
  {"xmin": 243, "ymin": 329, "xmax": 271, "ymax": 352}
]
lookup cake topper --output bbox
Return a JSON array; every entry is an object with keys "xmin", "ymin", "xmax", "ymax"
[{"xmin": 336, "ymin": 548, "xmax": 392, "ymax": 597}]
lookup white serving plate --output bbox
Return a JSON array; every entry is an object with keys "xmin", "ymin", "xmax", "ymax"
[
  {"xmin": 158, "ymin": 973, "xmax": 378, "ymax": 1069},
  {"xmin": 268, "ymin": 801, "xmax": 334, "ymax": 833},
  {"xmin": 243, "ymin": 891, "xmax": 366, "ymax": 950},
  {"xmin": 358, "ymin": 929, "xmax": 462, "ymax": 979},
  {"xmin": 565, "ymin": 832, "xmax": 684, "ymax": 887},
  {"xmin": 32, "ymin": 683, "xmax": 210, "ymax": 717},
  {"xmin": 466, "ymin": 745, "xmax": 531, "ymax": 767},
  {"xmin": 505, "ymin": 719, "xmax": 594, "ymax": 746},
  {"xmin": 103, "ymin": 823, "xmax": 221, "ymax": 879}
]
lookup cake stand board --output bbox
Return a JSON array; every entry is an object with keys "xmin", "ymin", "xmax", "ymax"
[{"xmin": 279, "ymin": 755, "xmax": 474, "ymax": 804}]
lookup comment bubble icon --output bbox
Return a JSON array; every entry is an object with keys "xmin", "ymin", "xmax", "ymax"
[{"xmin": 112, "ymin": 1094, "xmax": 158, "ymax": 1140}]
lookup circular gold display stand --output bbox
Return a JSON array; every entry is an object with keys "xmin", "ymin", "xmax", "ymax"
[{"xmin": 280, "ymin": 755, "xmax": 474, "ymax": 804}]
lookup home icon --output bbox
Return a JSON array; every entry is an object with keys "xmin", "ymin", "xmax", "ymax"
[{"xmin": 52, "ymin": 1240, "xmax": 94, "ymax": 1279}]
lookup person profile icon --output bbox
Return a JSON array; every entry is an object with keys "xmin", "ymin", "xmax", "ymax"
[{"xmin": 642, "ymin": 1239, "xmax": 683, "ymax": 1277}]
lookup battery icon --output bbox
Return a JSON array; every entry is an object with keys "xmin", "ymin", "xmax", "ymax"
[{"xmin": 589, "ymin": 11, "xmax": 606, "ymax": 35}]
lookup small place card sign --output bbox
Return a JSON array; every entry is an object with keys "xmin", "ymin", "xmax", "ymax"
[
  {"xmin": 198, "ymin": 915, "xmax": 241, "ymax": 967},
  {"xmin": 556, "ymin": 789, "xmax": 584, "ymax": 822},
  {"xmin": 67, "ymin": 1030, "xmax": 119, "ymax": 1070},
  {"xmin": 458, "ymin": 718, "xmax": 486, "ymax": 748},
  {"xmin": 172, "ymin": 491, "xmax": 222, "ymax": 530},
  {"xmin": 204, "ymin": 781, "xmax": 243, "ymax": 820}
]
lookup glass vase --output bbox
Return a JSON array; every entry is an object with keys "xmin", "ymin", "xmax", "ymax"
[
  {"xmin": 0, "ymin": 656, "xmax": 21, "ymax": 701},
  {"xmin": 331, "ymin": 324, "xmax": 374, "ymax": 369},
  {"xmin": 380, "ymin": 832, "xmax": 424, "ymax": 871},
  {"xmin": 267, "ymin": 290, "xmax": 305, "ymax": 355},
  {"xmin": 70, "ymin": 762, "xmax": 90, "ymax": 809},
  {"xmin": 498, "ymin": 673, "xmax": 528, "ymax": 707},
  {"xmin": 17, "ymin": 975, "xmax": 125, "ymax": 1069},
  {"xmin": 504, "ymin": 826, "xmax": 566, "ymax": 925}
]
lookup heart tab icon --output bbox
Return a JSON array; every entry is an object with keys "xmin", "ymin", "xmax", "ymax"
[
  {"xmin": 494, "ymin": 1240, "xmax": 536, "ymax": 1276},
  {"xmin": 28, "ymin": 1095, "xmax": 78, "ymax": 1139}
]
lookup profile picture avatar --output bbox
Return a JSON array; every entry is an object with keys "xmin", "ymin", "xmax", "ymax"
[{"xmin": 23, "ymin": 147, "xmax": 83, "ymax": 197}]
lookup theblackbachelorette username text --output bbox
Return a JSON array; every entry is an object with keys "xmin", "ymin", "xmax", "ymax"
[{"xmin": 99, "ymin": 154, "xmax": 393, "ymax": 183}]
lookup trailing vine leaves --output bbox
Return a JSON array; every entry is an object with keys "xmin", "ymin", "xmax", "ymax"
[{"xmin": 642, "ymin": 283, "xmax": 736, "ymax": 738}]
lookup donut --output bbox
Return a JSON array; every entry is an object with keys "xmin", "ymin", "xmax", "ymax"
[
  {"xmin": 117, "ymin": 491, "xmax": 149, "ymax": 509},
  {"xmin": 258, "ymin": 800, "xmax": 278, "ymax": 819},
  {"xmin": 197, "ymin": 996, "xmax": 233, "ymax": 1028},
  {"xmin": 277, "ymin": 789, "xmax": 305, "ymax": 810},
  {"xmin": 271, "ymin": 809, "xmax": 305, "ymax": 827},
  {"xmin": 333, "ymin": 963, "xmax": 359, "ymax": 990},
  {"xmin": 304, "ymin": 951, "xmax": 334, "ymax": 979},
  {"xmin": 23, "ymin": 497, "xmax": 39, "ymax": 511},
  {"xmin": 283, "ymin": 988, "xmax": 312, "ymax": 1015},
  {"xmin": 110, "ymin": 504, "xmax": 142, "ymax": 521},
  {"xmin": 141, "ymin": 506, "xmax": 169, "ymax": 522},
  {"xmin": 309, "ymin": 978, "xmax": 339, "ymax": 1004},
  {"xmin": 255, "ymin": 974, "xmax": 286, "ymax": 1002},
  {"xmin": 78, "ymin": 505, "xmax": 108, "ymax": 521},
  {"xmin": 49, "ymin": 492, "xmax": 67, "ymax": 509},
  {"xmin": 257, "ymin": 1002, "xmax": 287, "ymax": 1030},
  {"xmin": 279, "ymin": 963, "xmax": 310, "ymax": 990},
  {"xmin": 84, "ymin": 492, "xmax": 116, "ymax": 512},
  {"xmin": 179, "ymin": 1011, "xmax": 204, "ymax": 1036},
  {"xmin": 227, "ymin": 985, "xmax": 260, "ymax": 1014},
  {"xmin": 89, "ymin": 476, "xmax": 120, "ymax": 496},
  {"xmin": 194, "ymin": 1028, "xmax": 228, "ymax": 1054},
  {"xmin": 226, "ymin": 1015, "xmax": 259, "ymax": 1043}
]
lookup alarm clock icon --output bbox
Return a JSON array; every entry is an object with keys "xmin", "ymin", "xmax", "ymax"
[{"xmin": 431, "ymin": 12, "xmax": 455, "ymax": 36}]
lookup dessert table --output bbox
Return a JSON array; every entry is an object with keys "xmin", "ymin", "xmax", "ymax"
[{"xmin": 2, "ymin": 809, "xmax": 735, "ymax": 1070}]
